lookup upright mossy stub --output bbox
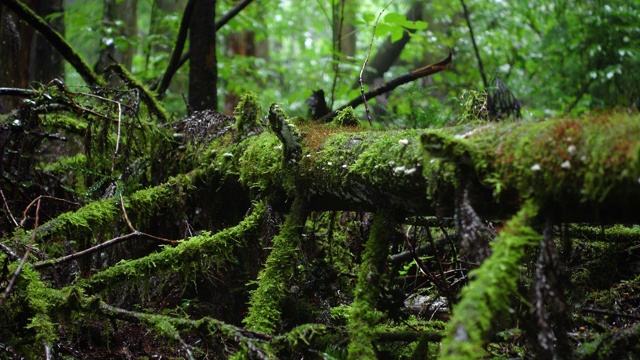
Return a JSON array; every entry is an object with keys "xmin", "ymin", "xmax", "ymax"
[
  {"xmin": 268, "ymin": 103, "xmax": 303, "ymax": 164},
  {"xmin": 330, "ymin": 106, "xmax": 361, "ymax": 128},
  {"xmin": 234, "ymin": 92, "xmax": 263, "ymax": 142}
]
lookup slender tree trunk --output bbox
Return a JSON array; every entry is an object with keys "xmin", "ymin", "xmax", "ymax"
[
  {"xmin": 330, "ymin": 0, "xmax": 357, "ymax": 108},
  {"xmin": 189, "ymin": 0, "xmax": 217, "ymax": 111}
]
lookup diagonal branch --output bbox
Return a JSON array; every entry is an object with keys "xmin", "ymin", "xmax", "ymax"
[
  {"xmin": 320, "ymin": 51, "xmax": 452, "ymax": 122},
  {"xmin": 154, "ymin": 0, "xmax": 198, "ymax": 99}
]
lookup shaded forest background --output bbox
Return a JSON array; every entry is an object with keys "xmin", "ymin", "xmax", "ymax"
[{"xmin": 1, "ymin": 0, "xmax": 640, "ymax": 359}]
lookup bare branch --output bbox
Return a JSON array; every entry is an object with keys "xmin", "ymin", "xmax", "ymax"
[
  {"xmin": 460, "ymin": 0, "xmax": 487, "ymax": 88},
  {"xmin": 322, "ymin": 51, "xmax": 452, "ymax": 122}
]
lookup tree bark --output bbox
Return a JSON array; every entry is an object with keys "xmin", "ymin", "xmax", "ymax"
[
  {"xmin": 188, "ymin": 0, "xmax": 217, "ymax": 111},
  {"xmin": 0, "ymin": 0, "xmax": 103, "ymax": 86},
  {"xmin": 29, "ymin": 0, "xmax": 64, "ymax": 83}
]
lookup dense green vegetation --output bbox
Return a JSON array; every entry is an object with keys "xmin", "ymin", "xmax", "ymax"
[
  {"xmin": 1, "ymin": 1, "xmax": 640, "ymax": 359},
  {"xmin": 63, "ymin": 0, "xmax": 640, "ymax": 119}
]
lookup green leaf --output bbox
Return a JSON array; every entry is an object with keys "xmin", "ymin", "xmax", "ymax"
[
  {"xmin": 383, "ymin": 12, "xmax": 407, "ymax": 25},
  {"xmin": 374, "ymin": 23, "xmax": 393, "ymax": 38},
  {"xmin": 390, "ymin": 27, "xmax": 404, "ymax": 43},
  {"xmin": 362, "ymin": 13, "xmax": 375, "ymax": 23}
]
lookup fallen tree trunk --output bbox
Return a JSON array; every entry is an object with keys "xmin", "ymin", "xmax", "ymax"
[{"xmin": 3, "ymin": 92, "xmax": 640, "ymax": 357}]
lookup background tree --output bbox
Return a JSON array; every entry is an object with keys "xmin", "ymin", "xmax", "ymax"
[
  {"xmin": 94, "ymin": 0, "xmax": 137, "ymax": 85},
  {"xmin": 188, "ymin": 0, "xmax": 217, "ymax": 111},
  {"xmin": 0, "ymin": 1, "xmax": 64, "ymax": 112}
]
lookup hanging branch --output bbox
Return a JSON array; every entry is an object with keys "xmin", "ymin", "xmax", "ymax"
[
  {"xmin": 460, "ymin": 0, "xmax": 487, "ymax": 88},
  {"xmin": 150, "ymin": 0, "xmax": 255, "ymax": 94},
  {"xmin": 0, "ymin": 0, "xmax": 104, "ymax": 86},
  {"xmin": 320, "ymin": 51, "xmax": 452, "ymax": 122}
]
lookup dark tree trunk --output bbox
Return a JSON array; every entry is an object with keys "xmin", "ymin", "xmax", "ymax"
[
  {"xmin": 189, "ymin": 0, "xmax": 217, "ymax": 111},
  {"xmin": 0, "ymin": 3, "xmax": 31, "ymax": 112},
  {"xmin": 29, "ymin": 0, "xmax": 64, "ymax": 83}
]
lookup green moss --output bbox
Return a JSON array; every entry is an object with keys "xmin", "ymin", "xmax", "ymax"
[
  {"xmin": 347, "ymin": 210, "xmax": 396, "ymax": 360},
  {"xmin": 330, "ymin": 107, "xmax": 361, "ymax": 128},
  {"xmin": 61, "ymin": 198, "xmax": 117, "ymax": 229},
  {"xmin": 440, "ymin": 200, "xmax": 540, "ymax": 359},
  {"xmin": 299, "ymin": 129, "xmax": 429, "ymax": 205},
  {"xmin": 234, "ymin": 92, "xmax": 263, "ymax": 142},
  {"xmin": 244, "ymin": 197, "xmax": 309, "ymax": 334},
  {"xmin": 42, "ymin": 153, "xmax": 87, "ymax": 173},
  {"xmin": 238, "ymin": 133, "xmax": 283, "ymax": 190},
  {"xmin": 82, "ymin": 201, "xmax": 265, "ymax": 293},
  {"xmin": 0, "ymin": 264, "xmax": 68, "ymax": 351},
  {"xmin": 41, "ymin": 114, "xmax": 88, "ymax": 132}
]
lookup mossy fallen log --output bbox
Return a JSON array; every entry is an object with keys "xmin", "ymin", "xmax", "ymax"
[{"xmin": 231, "ymin": 111, "xmax": 640, "ymax": 222}]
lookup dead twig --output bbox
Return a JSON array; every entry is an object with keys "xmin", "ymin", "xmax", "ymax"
[
  {"xmin": 20, "ymin": 195, "xmax": 79, "ymax": 227},
  {"xmin": 0, "ymin": 198, "xmax": 41, "ymax": 307},
  {"xmin": 0, "ymin": 189, "xmax": 19, "ymax": 228},
  {"xmin": 359, "ymin": 0, "xmax": 396, "ymax": 126}
]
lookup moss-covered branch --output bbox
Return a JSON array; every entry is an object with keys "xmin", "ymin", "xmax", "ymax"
[
  {"xmin": 243, "ymin": 196, "xmax": 309, "ymax": 334},
  {"xmin": 439, "ymin": 200, "xmax": 540, "ymax": 358},
  {"xmin": 82, "ymin": 200, "xmax": 265, "ymax": 294},
  {"xmin": 11, "ymin": 170, "xmax": 204, "ymax": 246},
  {"xmin": 347, "ymin": 209, "xmax": 396, "ymax": 359},
  {"xmin": 95, "ymin": 301, "xmax": 273, "ymax": 357}
]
